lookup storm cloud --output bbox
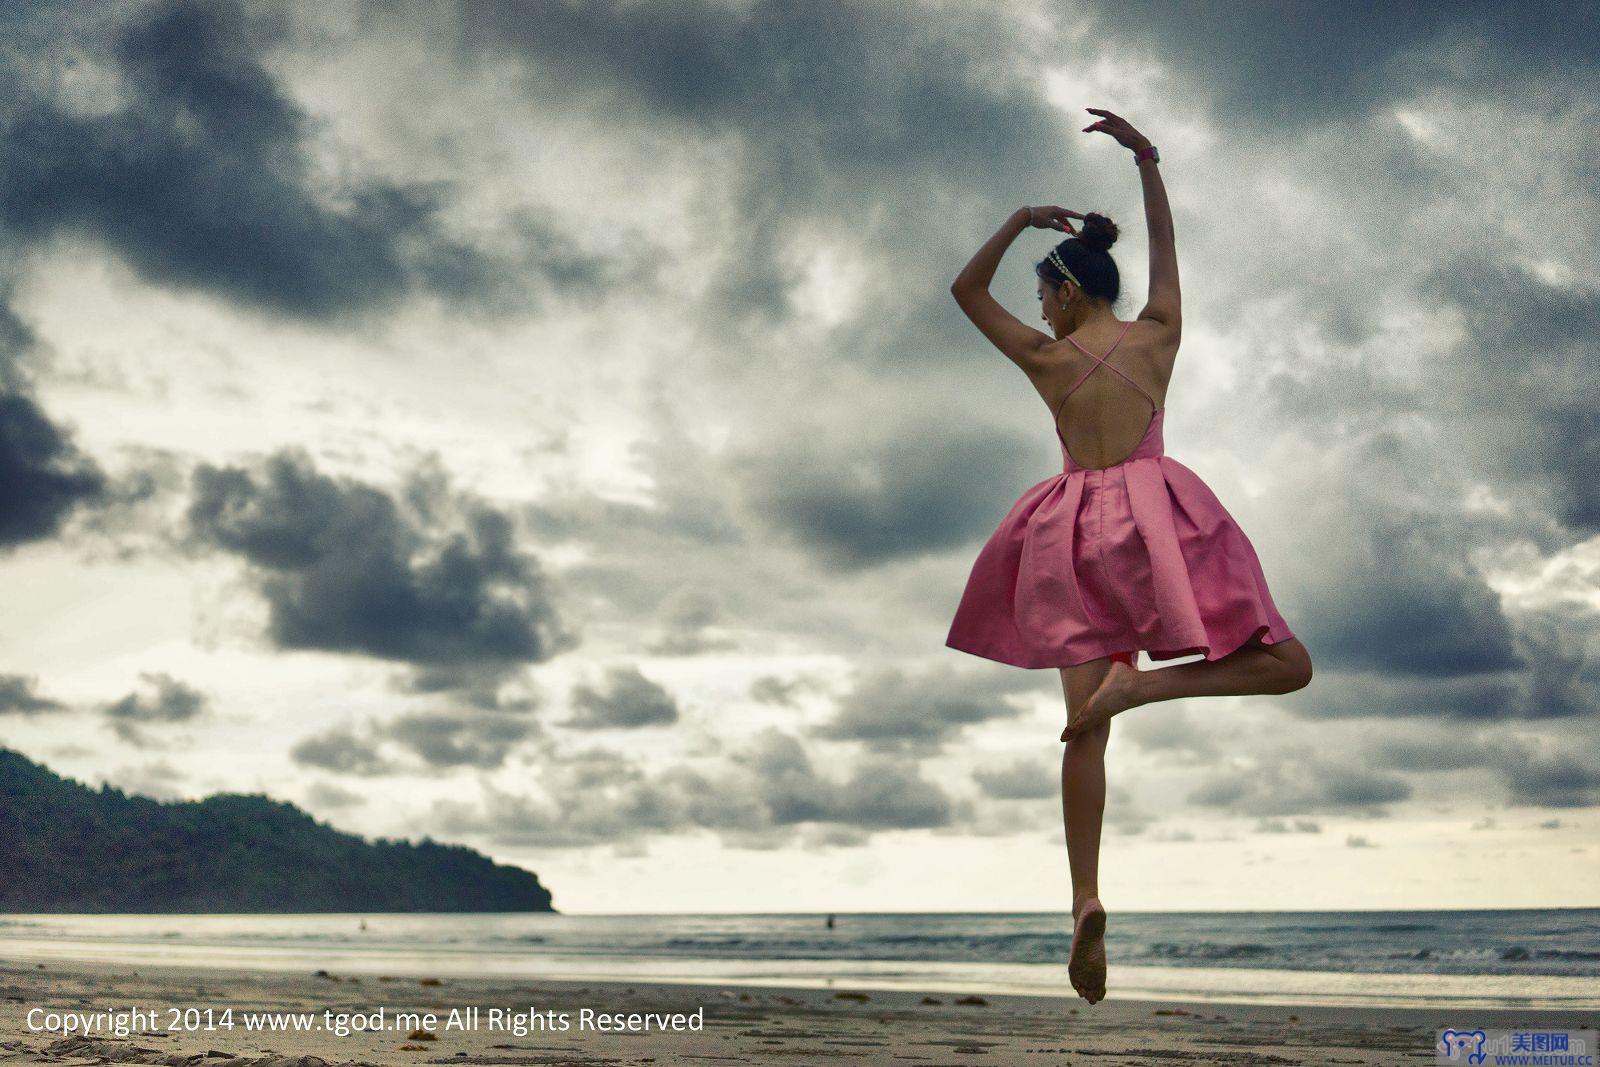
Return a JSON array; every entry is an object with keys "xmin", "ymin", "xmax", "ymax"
[
  {"xmin": 185, "ymin": 448, "xmax": 579, "ymax": 685},
  {"xmin": 0, "ymin": 672, "xmax": 67, "ymax": 717},
  {"xmin": 0, "ymin": 0, "xmax": 512, "ymax": 320},
  {"xmin": 812, "ymin": 663, "xmax": 1038, "ymax": 753},
  {"xmin": 564, "ymin": 666, "xmax": 680, "ymax": 730},
  {"xmin": 102, "ymin": 671, "xmax": 209, "ymax": 746},
  {"xmin": 432, "ymin": 728, "xmax": 963, "ymax": 850}
]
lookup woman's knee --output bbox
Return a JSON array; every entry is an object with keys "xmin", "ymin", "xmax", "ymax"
[{"xmin": 1275, "ymin": 642, "xmax": 1313, "ymax": 692}]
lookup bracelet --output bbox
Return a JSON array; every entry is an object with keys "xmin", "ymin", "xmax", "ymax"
[
  {"xmin": 1134, "ymin": 144, "xmax": 1159, "ymax": 165},
  {"xmin": 1023, "ymin": 205, "xmax": 1035, "ymax": 226}
]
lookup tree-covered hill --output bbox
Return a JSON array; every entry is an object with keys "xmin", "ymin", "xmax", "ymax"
[{"xmin": 0, "ymin": 748, "xmax": 555, "ymax": 913}]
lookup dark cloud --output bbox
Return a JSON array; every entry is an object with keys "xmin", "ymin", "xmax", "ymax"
[
  {"xmin": 798, "ymin": 825, "xmax": 870, "ymax": 849},
  {"xmin": 61, "ymin": 447, "xmax": 193, "ymax": 564},
  {"xmin": 0, "ymin": 388, "xmax": 108, "ymax": 551},
  {"xmin": 1101, "ymin": 781, "xmax": 1154, "ymax": 837},
  {"xmin": 972, "ymin": 758, "xmax": 1056, "ymax": 801},
  {"xmin": 1103, "ymin": 0, "xmax": 1599, "ymax": 130},
  {"xmin": 731, "ymin": 730, "xmax": 958, "ymax": 832},
  {"xmin": 749, "ymin": 674, "xmax": 811, "ymax": 707},
  {"xmin": 390, "ymin": 665, "xmax": 540, "ymax": 713},
  {"xmin": 0, "ymin": 672, "xmax": 66, "ymax": 716},
  {"xmin": 1364, "ymin": 731, "xmax": 1501, "ymax": 773},
  {"xmin": 1502, "ymin": 746, "xmax": 1600, "ymax": 809},
  {"xmin": 291, "ymin": 707, "xmax": 535, "ymax": 775},
  {"xmin": 442, "ymin": 0, "xmax": 1094, "ymax": 339},
  {"xmin": 0, "ymin": 0, "xmax": 600, "ymax": 322},
  {"xmin": 824, "ymin": 757, "xmax": 954, "ymax": 829},
  {"xmin": 731, "ymin": 421, "xmax": 1042, "ymax": 569},
  {"xmin": 102, "ymin": 671, "xmax": 208, "ymax": 745},
  {"xmin": 383, "ymin": 710, "xmax": 535, "ymax": 769},
  {"xmin": 1116, "ymin": 708, "xmax": 1219, "ymax": 762},
  {"xmin": 1289, "ymin": 509, "xmax": 1522, "ymax": 678},
  {"xmin": 0, "ymin": 284, "xmax": 173, "ymax": 557},
  {"xmin": 289, "ymin": 724, "xmax": 395, "ymax": 777},
  {"xmin": 456, "ymin": 0, "xmax": 1055, "ymax": 191},
  {"xmin": 1245, "ymin": 427, "xmax": 1585, "ymax": 697},
  {"xmin": 1514, "ymin": 609, "xmax": 1599, "ymax": 720},
  {"xmin": 811, "ymin": 663, "xmax": 1035, "ymax": 753},
  {"xmin": 431, "ymin": 728, "xmax": 960, "ymax": 850},
  {"xmin": 432, "ymin": 746, "xmax": 758, "ymax": 850},
  {"xmin": 563, "ymin": 665, "xmax": 679, "ymax": 730},
  {"xmin": 185, "ymin": 448, "xmax": 578, "ymax": 684},
  {"xmin": 1188, "ymin": 750, "xmax": 1412, "ymax": 817},
  {"xmin": 1354, "ymin": 718, "xmax": 1600, "ymax": 809},
  {"xmin": 1421, "ymin": 260, "xmax": 1600, "ymax": 534},
  {"xmin": 1295, "ymin": 670, "xmax": 1517, "ymax": 723},
  {"xmin": 1293, "ymin": 605, "xmax": 1598, "ymax": 723}
]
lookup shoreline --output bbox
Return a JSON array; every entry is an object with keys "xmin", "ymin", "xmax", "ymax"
[
  {"xmin": 3, "ymin": 939, "xmax": 1593, "ymax": 1013},
  {"xmin": 3, "ymin": 957, "xmax": 1596, "ymax": 1066}
]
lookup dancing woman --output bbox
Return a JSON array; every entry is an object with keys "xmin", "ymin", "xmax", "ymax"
[{"xmin": 944, "ymin": 108, "xmax": 1314, "ymax": 1005}]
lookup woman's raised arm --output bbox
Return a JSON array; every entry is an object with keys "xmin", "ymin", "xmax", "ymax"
[{"xmin": 1084, "ymin": 108, "xmax": 1180, "ymax": 336}]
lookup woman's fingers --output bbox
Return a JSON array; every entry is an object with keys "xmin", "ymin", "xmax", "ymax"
[{"xmin": 1085, "ymin": 107, "xmax": 1137, "ymax": 138}]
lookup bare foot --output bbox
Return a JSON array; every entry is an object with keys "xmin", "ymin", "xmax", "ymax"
[
  {"xmin": 1068, "ymin": 897, "xmax": 1107, "ymax": 1004},
  {"xmin": 1060, "ymin": 661, "xmax": 1145, "ymax": 741}
]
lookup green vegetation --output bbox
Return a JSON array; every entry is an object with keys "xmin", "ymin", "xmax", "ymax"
[{"xmin": 0, "ymin": 748, "xmax": 555, "ymax": 913}]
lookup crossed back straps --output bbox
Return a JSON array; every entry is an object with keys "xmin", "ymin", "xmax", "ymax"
[{"xmin": 1051, "ymin": 320, "xmax": 1154, "ymax": 429}]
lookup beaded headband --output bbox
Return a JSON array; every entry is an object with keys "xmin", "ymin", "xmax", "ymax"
[{"xmin": 1043, "ymin": 247, "xmax": 1082, "ymax": 290}]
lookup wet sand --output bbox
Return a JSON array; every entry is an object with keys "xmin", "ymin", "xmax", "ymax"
[{"xmin": 2, "ymin": 957, "xmax": 1594, "ymax": 1066}]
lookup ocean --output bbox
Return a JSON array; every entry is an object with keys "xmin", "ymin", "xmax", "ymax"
[{"xmin": 4, "ymin": 908, "xmax": 1597, "ymax": 1009}]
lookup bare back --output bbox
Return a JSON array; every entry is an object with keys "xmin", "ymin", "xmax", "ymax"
[{"xmin": 1035, "ymin": 319, "xmax": 1175, "ymax": 470}]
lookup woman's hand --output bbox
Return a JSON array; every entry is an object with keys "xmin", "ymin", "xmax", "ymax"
[
  {"xmin": 1027, "ymin": 206, "xmax": 1085, "ymax": 234},
  {"xmin": 1082, "ymin": 107, "xmax": 1152, "ymax": 153}
]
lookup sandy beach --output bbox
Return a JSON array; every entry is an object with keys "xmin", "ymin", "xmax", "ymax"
[{"xmin": 2, "ymin": 958, "xmax": 1594, "ymax": 1066}]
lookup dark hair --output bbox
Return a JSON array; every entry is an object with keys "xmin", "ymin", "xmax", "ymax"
[{"xmin": 1035, "ymin": 212, "xmax": 1120, "ymax": 303}]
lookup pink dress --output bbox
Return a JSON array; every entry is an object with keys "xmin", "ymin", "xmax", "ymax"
[{"xmin": 945, "ymin": 321, "xmax": 1295, "ymax": 669}]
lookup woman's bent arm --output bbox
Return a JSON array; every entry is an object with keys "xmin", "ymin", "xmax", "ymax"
[{"xmin": 950, "ymin": 206, "xmax": 1073, "ymax": 371}]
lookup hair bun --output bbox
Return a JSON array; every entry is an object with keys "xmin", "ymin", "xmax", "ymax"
[{"xmin": 1079, "ymin": 212, "xmax": 1118, "ymax": 253}]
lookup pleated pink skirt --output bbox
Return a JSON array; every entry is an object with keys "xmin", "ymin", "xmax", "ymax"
[{"xmin": 945, "ymin": 409, "xmax": 1294, "ymax": 669}]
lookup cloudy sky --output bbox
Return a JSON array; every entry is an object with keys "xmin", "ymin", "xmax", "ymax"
[{"xmin": 1, "ymin": 0, "xmax": 1596, "ymax": 914}]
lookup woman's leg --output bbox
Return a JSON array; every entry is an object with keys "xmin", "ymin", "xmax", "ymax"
[
  {"xmin": 1062, "ymin": 637, "xmax": 1313, "ymax": 741},
  {"xmin": 1060, "ymin": 657, "xmax": 1115, "ymax": 1004}
]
